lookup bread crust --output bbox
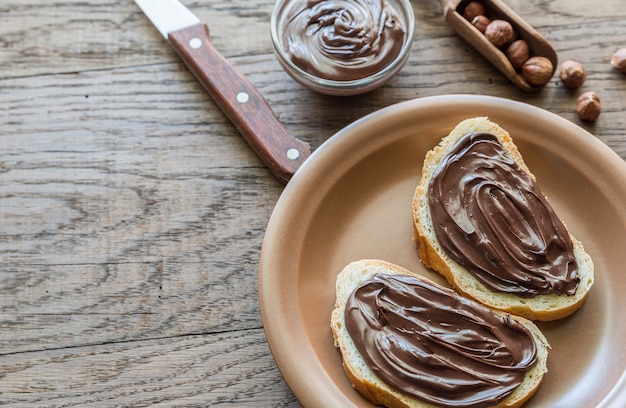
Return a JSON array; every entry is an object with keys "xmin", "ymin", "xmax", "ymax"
[
  {"xmin": 411, "ymin": 117, "xmax": 594, "ymax": 321},
  {"xmin": 331, "ymin": 259, "xmax": 550, "ymax": 408}
]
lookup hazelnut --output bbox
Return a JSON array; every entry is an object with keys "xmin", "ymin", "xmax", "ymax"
[
  {"xmin": 471, "ymin": 15, "xmax": 490, "ymax": 33},
  {"xmin": 577, "ymin": 91, "xmax": 601, "ymax": 122},
  {"xmin": 560, "ymin": 60, "xmax": 586, "ymax": 89},
  {"xmin": 485, "ymin": 20, "xmax": 515, "ymax": 48},
  {"xmin": 611, "ymin": 48, "xmax": 626, "ymax": 73},
  {"xmin": 463, "ymin": 2, "xmax": 486, "ymax": 21},
  {"xmin": 506, "ymin": 40, "xmax": 530, "ymax": 70},
  {"xmin": 521, "ymin": 56, "xmax": 553, "ymax": 86}
]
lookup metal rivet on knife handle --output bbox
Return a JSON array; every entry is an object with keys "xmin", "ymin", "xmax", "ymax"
[
  {"xmin": 287, "ymin": 148, "xmax": 300, "ymax": 161},
  {"xmin": 236, "ymin": 92, "xmax": 250, "ymax": 104},
  {"xmin": 189, "ymin": 37, "xmax": 202, "ymax": 49}
]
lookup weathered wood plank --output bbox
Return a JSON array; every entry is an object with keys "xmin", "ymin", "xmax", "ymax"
[
  {"xmin": 0, "ymin": 0, "xmax": 278, "ymax": 78},
  {"xmin": 0, "ymin": 328, "xmax": 299, "ymax": 407},
  {"xmin": 1, "ymin": 0, "xmax": 625, "ymax": 79}
]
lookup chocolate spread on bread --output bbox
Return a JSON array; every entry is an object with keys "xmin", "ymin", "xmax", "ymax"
[
  {"xmin": 279, "ymin": 0, "xmax": 406, "ymax": 81},
  {"xmin": 344, "ymin": 273, "xmax": 537, "ymax": 408},
  {"xmin": 428, "ymin": 132, "xmax": 579, "ymax": 298}
]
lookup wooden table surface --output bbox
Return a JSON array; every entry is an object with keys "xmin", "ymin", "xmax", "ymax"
[{"xmin": 1, "ymin": 0, "xmax": 625, "ymax": 406}]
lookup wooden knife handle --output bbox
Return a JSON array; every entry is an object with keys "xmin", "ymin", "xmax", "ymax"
[{"xmin": 168, "ymin": 23, "xmax": 311, "ymax": 184}]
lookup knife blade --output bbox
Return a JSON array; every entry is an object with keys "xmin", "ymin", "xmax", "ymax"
[{"xmin": 135, "ymin": 0, "xmax": 311, "ymax": 184}]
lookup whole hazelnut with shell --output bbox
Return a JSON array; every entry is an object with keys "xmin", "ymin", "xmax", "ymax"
[
  {"xmin": 611, "ymin": 48, "xmax": 626, "ymax": 73},
  {"xmin": 485, "ymin": 20, "xmax": 515, "ymax": 48},
  {"xmin": 471, "ymin": 15, "xmax": 490, "ymax": 33},
  {"xmin": 463, "ymin": 1, "xmax": 486, "ymax": 21},
  {"xmin": 560, "ymin": 60, "xmax": 586, "ymax": 89},
  {"xmin": 577, "ymin": 91, "xmax": 601, "ymax": 122},
  {"xmin": 521, "ymin": 56, "xmax": 554, "ymax": 86},
  {"xmin": 506, "ymin": 40, "xmax": 530, "ymax": 70}
]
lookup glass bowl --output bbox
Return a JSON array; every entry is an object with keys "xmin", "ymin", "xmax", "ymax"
[{"xmin": 270, "ymin": 0, "xmax": 416, "ymax": 96}]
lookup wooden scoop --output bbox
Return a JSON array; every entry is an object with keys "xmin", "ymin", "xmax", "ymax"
[{"xmin": 439, "ymin": 0, "xmax": 557, "ymax": 92}]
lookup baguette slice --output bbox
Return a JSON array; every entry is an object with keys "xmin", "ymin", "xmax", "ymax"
[
  {"xmin": 331, "ymin": 259, "xmax": 550, "ymax": 408},
  {"xmin": 412, "ymin": 117, "xmax": 594, "ymax": 321}
]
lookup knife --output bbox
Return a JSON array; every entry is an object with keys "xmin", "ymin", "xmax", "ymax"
[{"xmin": 134, "ymin": 0, "xmax": 311, "ymax": 184}]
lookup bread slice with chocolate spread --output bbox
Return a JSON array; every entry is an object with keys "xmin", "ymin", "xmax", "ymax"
[
  {"xmin": 331, "ymin": 259, "xmax": 550, "ymax": 408},
  {"xmin": 412, "ymin": 117, "xmax": 594, "ymax": 321}
]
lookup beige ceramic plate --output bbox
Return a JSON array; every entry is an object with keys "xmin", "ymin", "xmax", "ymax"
[{"xmin": 259, "ymin": 95, "xmax": 626, "ymax": 407}]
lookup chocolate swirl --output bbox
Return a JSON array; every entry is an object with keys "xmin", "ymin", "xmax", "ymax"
[
  {"xmin": 428, "ymin": 132, "xmax": 579, "ymax": 297},
  {"xmin": 345, "ymin": 273, "xmax": 537, "ymax": 408},
  {"xmin": 281, "ymin": 0, "xmax": 406, "ymax": 81}
]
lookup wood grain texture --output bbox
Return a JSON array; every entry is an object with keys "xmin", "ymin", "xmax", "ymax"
[
  {"xmin": 0, "ymin": 329, "xmax": 299, "ymax": 407},
  {"xmin": 1, "ymin": 0, "xmax": 625, "ymax": 405}
]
